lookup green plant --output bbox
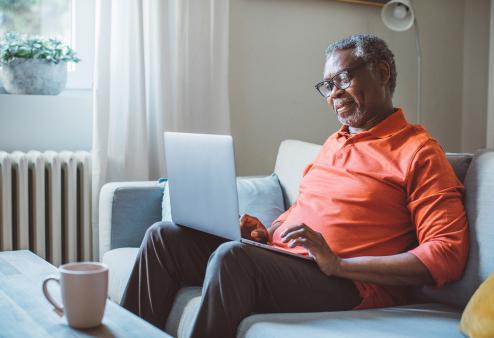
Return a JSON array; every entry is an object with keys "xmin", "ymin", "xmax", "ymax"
[{"xmin": 0, "ymin": 32, "xmax": 80, "ymax": 64}]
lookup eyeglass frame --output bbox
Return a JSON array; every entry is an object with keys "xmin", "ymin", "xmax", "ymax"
[{"xmin": 314, "ymin": 62, "xmax": 369, "ymax": 98}]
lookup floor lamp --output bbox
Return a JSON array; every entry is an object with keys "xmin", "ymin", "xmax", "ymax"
[{"xmin": 381, "ymin": 0, "xmax": 422, "ymax": 125}]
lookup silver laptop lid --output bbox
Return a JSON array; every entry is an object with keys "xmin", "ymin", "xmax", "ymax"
[{"xmin": 164, "ymin": 132, "xmax": 241, "ymax": 240}]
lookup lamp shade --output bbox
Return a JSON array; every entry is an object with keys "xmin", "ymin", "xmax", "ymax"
[{"xmin": 381, "ymin": 0, "xmax": 415, "ymax": 31}]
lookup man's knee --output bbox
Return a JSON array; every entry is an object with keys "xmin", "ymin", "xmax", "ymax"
[
  {"xmin": 208, "ymin": 242, "xmax": 252, "ymax": 271},
  {"xmin": 203, "ymin": 242, "xmax": 257, "ymax": 295},
  {"xmin": 144, "ymin": 221, "xmax": 180, "ymax": 243}
]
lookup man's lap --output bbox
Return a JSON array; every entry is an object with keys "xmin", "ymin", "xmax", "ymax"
[
  {"xmin": 148, "ymin": 222, "xmax": 361, "ymax": 313},
  {"xmin": 207, "ymin": 241, "xmax": 361, "ymax": 312}
]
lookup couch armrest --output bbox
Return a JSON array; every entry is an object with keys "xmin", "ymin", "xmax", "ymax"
[{"xmin": 99, "ymin": 181, "xmax": 163, "ymax": 257}]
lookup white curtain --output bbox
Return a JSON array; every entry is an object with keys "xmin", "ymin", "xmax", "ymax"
[{"xmin": 92, "ymin": 0, "xmax": 230, "ymax": 259}]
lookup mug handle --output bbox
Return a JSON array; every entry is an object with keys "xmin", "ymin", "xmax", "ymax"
[{"xmin": 42, "ymin": 275, "xmax": 64, "ymax": 317}]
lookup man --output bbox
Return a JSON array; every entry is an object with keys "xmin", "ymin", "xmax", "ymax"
[{"xmin": 121, "ymin": 34, "xmax": 469, "ymax": 337}]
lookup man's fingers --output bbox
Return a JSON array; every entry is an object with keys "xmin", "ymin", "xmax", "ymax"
[
  {"xmin": 251, "ymin": 229, "xmax": 268, "ymax": 243},
  {"xmin": 288, "ymin": 237, "xmax": 308, "ymax": 248},
  {"xmin": 241, "ymin": 213, "xmax": 260, "ymax": 223},
  {"xmin": 240, "ymin": 214, "xmax": 269, "ymax": 241},
  {"xmin": 280, "ymin": 223, "xmax": 309, "ymax": 238},
  {"xmin": 240, "ymin": 214, "xmax": 252, "ymax": 224},
  {"xmin": 240, "ymin": 214, "xmax": 265, "ymax": 228},
  {"xmin": 240, "ymin": 215, "xmax": 257, "ymax": 228},
  {"xmin": 280, "ymin": 227, "xmax": 308, "ymax": 242},
  {"xmin": 240, "ymin": 217, "xmax": 256, "ymax": 239},
  {"xmin": 281, "ymin": 224, "xmax": 319, "ymax": 243},
  {"xmin": 252, "ymin": 229, "xmax": 267, "ymax": 236}
]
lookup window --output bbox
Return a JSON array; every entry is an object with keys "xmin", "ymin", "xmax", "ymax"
[
  {"xmin": 0, "ymin": 0, "xmax": 95, "ymax": 89},
  {"xmin": 0, "ymin": 0, "xmax": 72, "ymax": 41}
]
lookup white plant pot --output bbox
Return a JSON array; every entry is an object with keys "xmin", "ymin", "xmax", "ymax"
[{"xmin": 1, "ymin": 59, "xmax": 67, "ymax": 95}]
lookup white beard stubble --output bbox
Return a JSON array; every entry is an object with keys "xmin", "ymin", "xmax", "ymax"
[{"xmin": 336, "ymin": 106, "xmax": 367, "ymax": 129}]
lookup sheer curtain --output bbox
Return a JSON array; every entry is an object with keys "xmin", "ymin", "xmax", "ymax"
[{"xmin": 92, "ymin": 0, "xmax": 230, "ymax": 258}]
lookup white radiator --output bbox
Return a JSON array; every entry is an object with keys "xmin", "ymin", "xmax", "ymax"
[{"xmin": 0, "ymin": 151, "xmax": 92, "ymax": 266}]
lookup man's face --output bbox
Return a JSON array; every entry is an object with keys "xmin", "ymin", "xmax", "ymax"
[{"xmin": 323, "ymin": 48, "xmax": 388, "ymax": 129}]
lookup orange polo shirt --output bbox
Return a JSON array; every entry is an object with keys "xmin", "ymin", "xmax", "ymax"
[{"xmin": 271, "ymin": 108, "xmax": 469, "ymax": 309}]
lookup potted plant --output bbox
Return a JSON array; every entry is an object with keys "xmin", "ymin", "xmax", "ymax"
[{"xmin": 0, "ymin": 32, "xmax": 80, "ymax": 95}]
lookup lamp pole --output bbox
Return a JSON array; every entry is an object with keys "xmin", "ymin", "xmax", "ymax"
[
  {"xmin": 381, "ymin": 0, "xmax": 421, "ymax": 125},
  {"xmin": 414, "ymin": 18, "xmax": 422, "ymax": 124}
]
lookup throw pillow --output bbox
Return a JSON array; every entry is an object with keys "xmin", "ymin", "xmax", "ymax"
[
  {"xmin": 236, "ymin": 174, "xmax": 285, "ymax": 227},
  {"xmin": 459, "ymin": 272, "xmax": 494, "ymax": 338},
  {"xmin": 160, "ymin": 174, "xmax": 285, "ymax": 228}
]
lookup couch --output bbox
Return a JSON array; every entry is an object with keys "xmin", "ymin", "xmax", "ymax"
[{"xmin": 99, "ymin": 139, "xmax": 494, "ymax": 338}]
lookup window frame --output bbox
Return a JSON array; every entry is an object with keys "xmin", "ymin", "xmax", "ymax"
[{"xmin": 0, "ymin": 0, "xmax": 96, "ymax": 90}]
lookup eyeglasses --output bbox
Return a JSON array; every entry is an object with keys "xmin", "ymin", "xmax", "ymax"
[{"xmin": 315, "ymin": 63, "xmax": 367, "ymax": 98}]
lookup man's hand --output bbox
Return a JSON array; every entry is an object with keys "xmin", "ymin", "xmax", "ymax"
[
  {"xmin": 281, "ymin": 223, "xmax": 340, "ymax": 276},
  {"xmin": 240, "ymin": 214, "xmax": 269, "ymax": 243}
]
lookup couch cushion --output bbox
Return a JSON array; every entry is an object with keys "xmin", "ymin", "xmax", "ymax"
[
  {"xmin": 162, "ymin": 175, "xmax": 285, "ymax": 227},
  {"xmin": 164, "ymin": 287, "xmax": 202, "ymax": 338},
  {"xmin": 156, "ymin": 291, "xmax": 464, "ymax": 338},
  {"xmin": 414, "ymin": 150, "xmax": 494, "ymax": 308},
  {"xmin": 102, "ymin": 247, "xmax": 139, "ymax": 304},
  {"xmin": 236, "ymin": 174, "xmax": 285, "ymax": 227},
  {"xmin": 165, "ymin": 292, "xmax": 463, "ymax": 338},
  {"xmin": 237, "ymin": 304, "xmax": 462, "ymax": 338},
  {"xmin": 274, "ymin": 140, "xmax": 321, "ymax": 208},
  {"xmin": 99, "ymin": 181, "xmax": 162, "ymax": 256},
  {"xmin": 110, "ymin": 185, "xmax": 163, "ymax": 251},
  {"xmin": 445, "ymin": 153, "xmax": 473, "ymax": 183}
]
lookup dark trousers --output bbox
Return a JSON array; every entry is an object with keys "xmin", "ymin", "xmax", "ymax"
[{"xmin": 121, "ymin": 221, "xmax": 361, "ymax": 338}]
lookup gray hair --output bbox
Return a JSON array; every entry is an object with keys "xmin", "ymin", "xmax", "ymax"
[{"xmin": 325, "ymin": 34, "xmax": 397, "ymax": 95}]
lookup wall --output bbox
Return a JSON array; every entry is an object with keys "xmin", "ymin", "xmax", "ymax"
[
  {"xmin": 0, "ymin": 90, "xmax": 92, "ymax": 152},
  {"xmin": 230, "ymin": 0, "xmax": 489, "ymax": 175},
  {"xmin": 0, "ymin": 0, "xmax": 95, "ymax": 154},
  {"xmin": 461, "ymin": 0, "xmax": 490, "ymax": 152},
  {"xmin": 0, "ymin": 0, "xmax": 489, "ymax": 166},
  {"xmin": 488, "ymin": 0, "xmax": 494, "ymax": 148}
]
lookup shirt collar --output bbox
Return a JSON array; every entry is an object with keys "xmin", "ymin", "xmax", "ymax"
[{"xmin": 337, "ymin": 108, "xmax": 409, "ymax": 139}]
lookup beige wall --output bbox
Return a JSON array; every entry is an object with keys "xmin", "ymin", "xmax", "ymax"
[
  {"xmin": 461, "ymin": 0, "xmax": 490, "ymax": 152},
  {"xmin": 230, "ymin": 0, "xmax": 490, "ymax": 175},
  {"xmin": 488, "ymin": 0, "xmax": 494, "ymax": 148}
]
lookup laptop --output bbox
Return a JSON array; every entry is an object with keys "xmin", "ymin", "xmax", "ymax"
[{"xmin": 164, "ymin": 132, "xmax": 312, "ymax": 261}]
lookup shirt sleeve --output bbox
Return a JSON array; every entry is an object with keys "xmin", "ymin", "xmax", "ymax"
[{"xmin": 406, "ymin": 139, "xmax": 469, "ymax": 288}]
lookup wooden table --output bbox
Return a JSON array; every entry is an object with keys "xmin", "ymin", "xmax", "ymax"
[{"xmin": 0, "ymin": 250, "xmax": 170, "ymax": 338}]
